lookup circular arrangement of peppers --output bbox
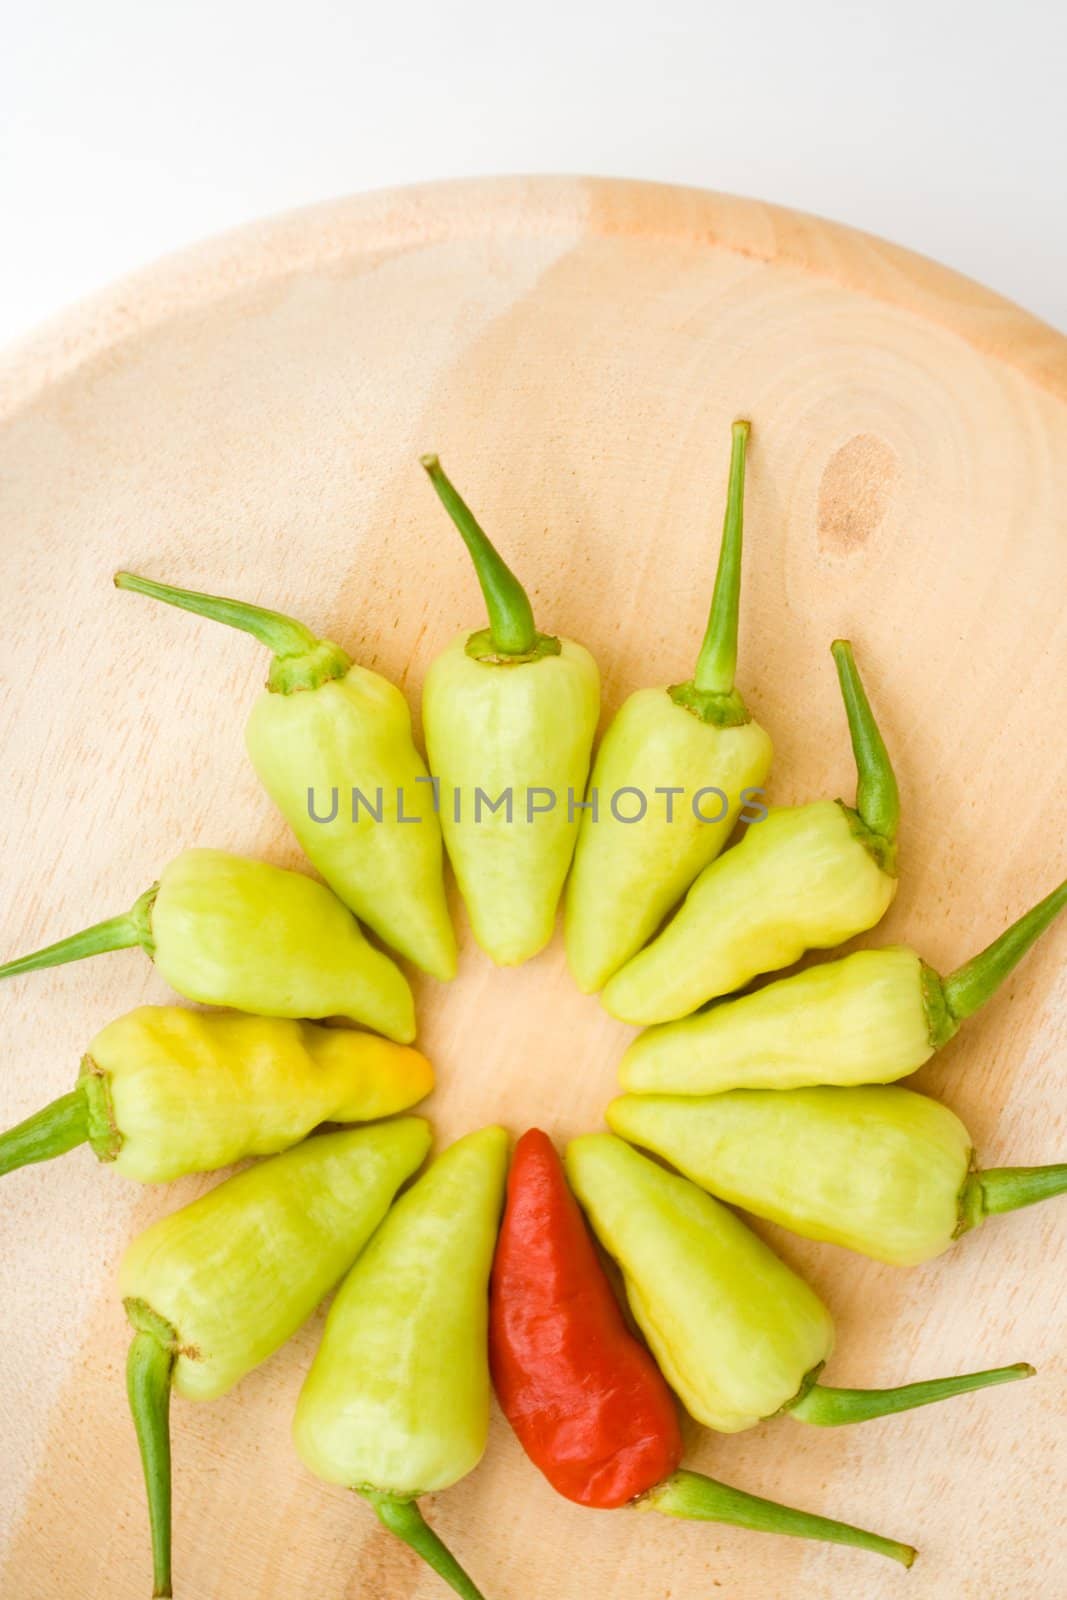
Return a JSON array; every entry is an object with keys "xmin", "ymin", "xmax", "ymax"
[{"xmin": 2, "ymin": 424, "xmax": 1065, "ymax": 1599}]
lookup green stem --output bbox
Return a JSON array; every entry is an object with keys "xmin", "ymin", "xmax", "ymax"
[
  {"xmin": 962, "ymin": 1165, "xmax": 1067, "ymax": 1226},
  {"xmin": 693, "ymin": 420, "xmax": 749, "ymax": 695},
  {"xmin": 0, "ymin": 1087, "xmax": 89, "ymax": 1178},
  {"xmin": 920, "ymin": 963, "xmax": 958, "ymax": 1049},
  {"xmin": 420, "ymin": 454, "xmax": 542, "ymax": 659},
  {"xmin": 790, "ymin": 1363, "xmax": 1034, "ymax": 1426},
  {"xmin": 942, "ymin": 877, "xmax": 1067, "ymax": 1022},
  {"xmin": 114, "ymin": 572, "xmax": 349, "ymax": 691},
  {"xmin": 669, "ymin": 422, "xmax": 752, "ymax": 726},
  {"xmin": 358, "ymin": 1491, "xmax": 487, "ymax": 1600},
  {"xmin": 115, "ymin": 570, "xmax": 319, "ymax": 654},
  {"xmin": 831, "ymin": 639, "xmax": 900, "ymax": 871},
  {"xmin": 0, "ymin": 886, "xmax": 157, "ymax": 981},
  {"xmin": 126, "ymin": 1325, "xmax": 176, "ymax": 1598},
  {"xmin": 641, "ymin": 1469, "xmax": 915, "ymax": 1568}
]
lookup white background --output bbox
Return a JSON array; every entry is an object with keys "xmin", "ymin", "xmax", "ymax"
[{"xmin": 1, "ymin": 0, "xmax": 1064, "ymax": 348}]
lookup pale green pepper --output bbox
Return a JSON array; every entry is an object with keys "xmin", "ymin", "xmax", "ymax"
[
  {"xmin": 607, "ymin": 1087, "xmax": 1067, "ymax": 1266},
  {"xmin": 565, "ymin": 422, "xmax": 773, "ymax": 992},
  {"xmin": 421, "ymin": 457, "xmax": 600, "ymax": 965},
  {"xmin": 567, "ymin": 1133, "xmax": 1032, "ymax": 1434},
  {"xmin": 620, "ymin": 876, "xmax": 1067, "ymax": 1093},
  {"xmin": 114, "ymin": 571, "xmax": 456, "ymax": 980},
  {"xmin": 0, "ymin": 847, "xmax": 415, "ymax": 1041},
  {"xmin": 122, "ymin": 1118, "xmax": 431, "ymax": 1597},
  {"xmin": 294, "ymin": 1124, "xmax": 509, "ymax": 1599},
  {"xmin": 601, "ymin": 639, "xmax": 898, "ymax": 1024},
  {"xmin": 0, "ymin": 1006, "xmax": 433, "ymax": 1183}
]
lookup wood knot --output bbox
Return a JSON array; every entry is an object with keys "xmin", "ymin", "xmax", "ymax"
[{"xmin": 817, "ymin": 433, "xmax": 898, "ymax": 553}]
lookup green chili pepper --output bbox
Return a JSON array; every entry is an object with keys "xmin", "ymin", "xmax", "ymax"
[
  {"xmin": 564, "ymin": 422, "xmax": 774, "ymax": 993},
  {"xmin": 294, "ymin": 1124, "xmax": 508, "ymax": 1599},
  {"xmin": 620, "ymin": 876, "xmax": 1067, "ymax": 1093},
  {"xmin": 0, "ymin": 1005, "xmax": 433, "ymax": 1183},
  {"xmin": 601, "ymin": 639, "xmax": 898, "ymax": 1024},
  {"xmin": 0, "ymin": 847, "xmax": 415, "ymax": 1041},
  {"xmin": 114, "ymin": 571, "xmax": 456, "ymax": 980},
  {"xmin": 420, "ymin": 457, "xmax": 600, "ymax": 966},
  {"xmin": 567, "ymin": 1133, "xmax": 1033, "ymax": 1434},
  {"xmin": 121, "ymin": 1118, "xmax": 431, "ymax": 1597},
  {"xmin": 607, "ymin": 1087, "xmax": 1067, "ymax": 1266}
]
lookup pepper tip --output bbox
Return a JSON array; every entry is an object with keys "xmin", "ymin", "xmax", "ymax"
[{"xmin": 419, "ymin": 452, "xmax": 441, "ymax": 473}]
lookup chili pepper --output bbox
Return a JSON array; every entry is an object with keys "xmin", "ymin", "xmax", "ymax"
[
  {"xmin": 568, "ymin": 1133, "xmax": 1033, "ymax": 1434},
  {"xmin": 608, "ymin": 1087, "xmax": 1067, "ymax": 1266},
  {"xmin": 122, "ymin": 1117, "xmax": 430, "ymax": 1597},
  {"xmin": 489, "ymin": 1129, "xmax": 915, "ymax": 1566},
  {"xmin": 0, "ymin": 847, "xmax": 415, "ymax": 1040},
  {"xmin": 565, "ymin": 423, "xmax": 774, "ymax": 993},
  {"xmin": 294, "ymin": 1124, "xmax": 508, "ymax": 1600},
  {"xmin": 420, "ymin": 457, "xmax": 600, "ymax": 965},
  {"xmin": 600, "ymin": 639, "xmax": 898, "ymax": 1024},
  {"xmin": 0, "ymin": 1005, "xmax": 432, "ymax": 1183},
  {"xmin": 114, "ymin": 572, "xmax": 456, "ymax": 980},
  {"xmin": 619, "ymin": 875, "xmax": 1067, "ymax": 1094}
]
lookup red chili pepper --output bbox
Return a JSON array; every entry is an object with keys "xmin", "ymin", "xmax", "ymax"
[
  {"xmin": 489, "ymin": 1129, "xmax": 916, "ymax": 1566},
  {"xmin": 490, "ymin": 1125, "xmax": 681, "ymax": 1506}
]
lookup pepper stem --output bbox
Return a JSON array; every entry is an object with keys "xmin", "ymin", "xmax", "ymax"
[
  {"xmin": 358, "ymin": 1491, "xmax": 486, "ymax": 1600},
  {"xmin": 641, "ymin": 1469, "xmax": 915, "ymax": 1567},
  {"xmin": 962, "ymin": 1164, "xmax": 1067, "ymax": 1225},
  {"xmin": 126, "ymin": 1327, "xmax": 175, "ymax": 1598},
  {"xmin": 115, "ymin": 571, "xmax": 319, "ymax": 654},
  {"xmin": 420, "ymin": 454, "xmax": 541, "ymax": 658},
  {"xmin": 831, "ymin": 640, "xmax": 900, "ymax": 870},
  {"xmin": 789, "ymin": 1363, "xmax": 1034, "ymax": 1426},
  {"xmin": 942, "ymin": 877, "xmax": 1067, "ymax": 1022},
  {"xmin": 693, "ymin": 420, "xmax": 749, "ymax": 696},
  {"xmin": 114, "ymin": 572, "xmax": 350, "ymax": 692},
  {"xmin": 0, "ymin": 1087, "xmax": 89, "ymax": 1178},
  {"xmin": 0, "ymin": 886, "xmax": 157, "ymax": 982}
]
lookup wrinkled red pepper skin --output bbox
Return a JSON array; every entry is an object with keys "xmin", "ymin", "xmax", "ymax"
[{"xmin": 489, "ymin": 1127, "xmax": 683, "ymax": 1508}]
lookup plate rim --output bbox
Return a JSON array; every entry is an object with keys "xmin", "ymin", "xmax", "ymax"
[{"xmin": 2, "ymin": 174, "xmax": 1065, "ymax": 420}]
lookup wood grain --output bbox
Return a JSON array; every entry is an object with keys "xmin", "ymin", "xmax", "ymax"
[{"xmin": 0, "ymin": 176, "xmax": 1064, "ymax": 1600}]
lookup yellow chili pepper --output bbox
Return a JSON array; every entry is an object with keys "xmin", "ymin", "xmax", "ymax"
[
  {"xmin": 601, "ymin": 639, "xmax": 898, "ymax": 1024},
  {"xmin": 620, "ymin": 876, "xmax": 1067, "ymax": 1093},
  {"xmin": 0, "ymin": 847, "xmax": 415, "ymax": 1040},
  {"xmin": 565, "ymin": 422, "xmax": 773, "ymax": 993},
  {"xmin": 114, "ymin": 571, "xmax": 456, "ymax": 980},
  {"xmin": 0, "ymin": 1005, "xmax": 432, "ymax": 1183},
  {"xmin": 568, "ymin": 1133, "xmax": 1032, "ymax": 1434},
  {"xmin": 122, "ymin": 1119, "xmax": 431, "ymax": 1597},
  {"xmin": 421, "ymin": 457, "xmax": 600, "ymax": 965},
  {"xmin": 294, "ymin": 1124, "xmax": 509, "ymax": 1599},
  {"xmin": 607, "ymin": 1087, "xmax": 1067, "ymax": 1266}
]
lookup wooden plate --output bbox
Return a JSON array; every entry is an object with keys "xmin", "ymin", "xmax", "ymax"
[{"xmin": 1, "ymin": 177, "xmax": 1064, "ymax": 1600}]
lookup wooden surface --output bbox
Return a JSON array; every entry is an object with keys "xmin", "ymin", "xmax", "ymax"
[{"xmin": 0, "ymin": 176, "xmax": 1065, "ymax": 1600}]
